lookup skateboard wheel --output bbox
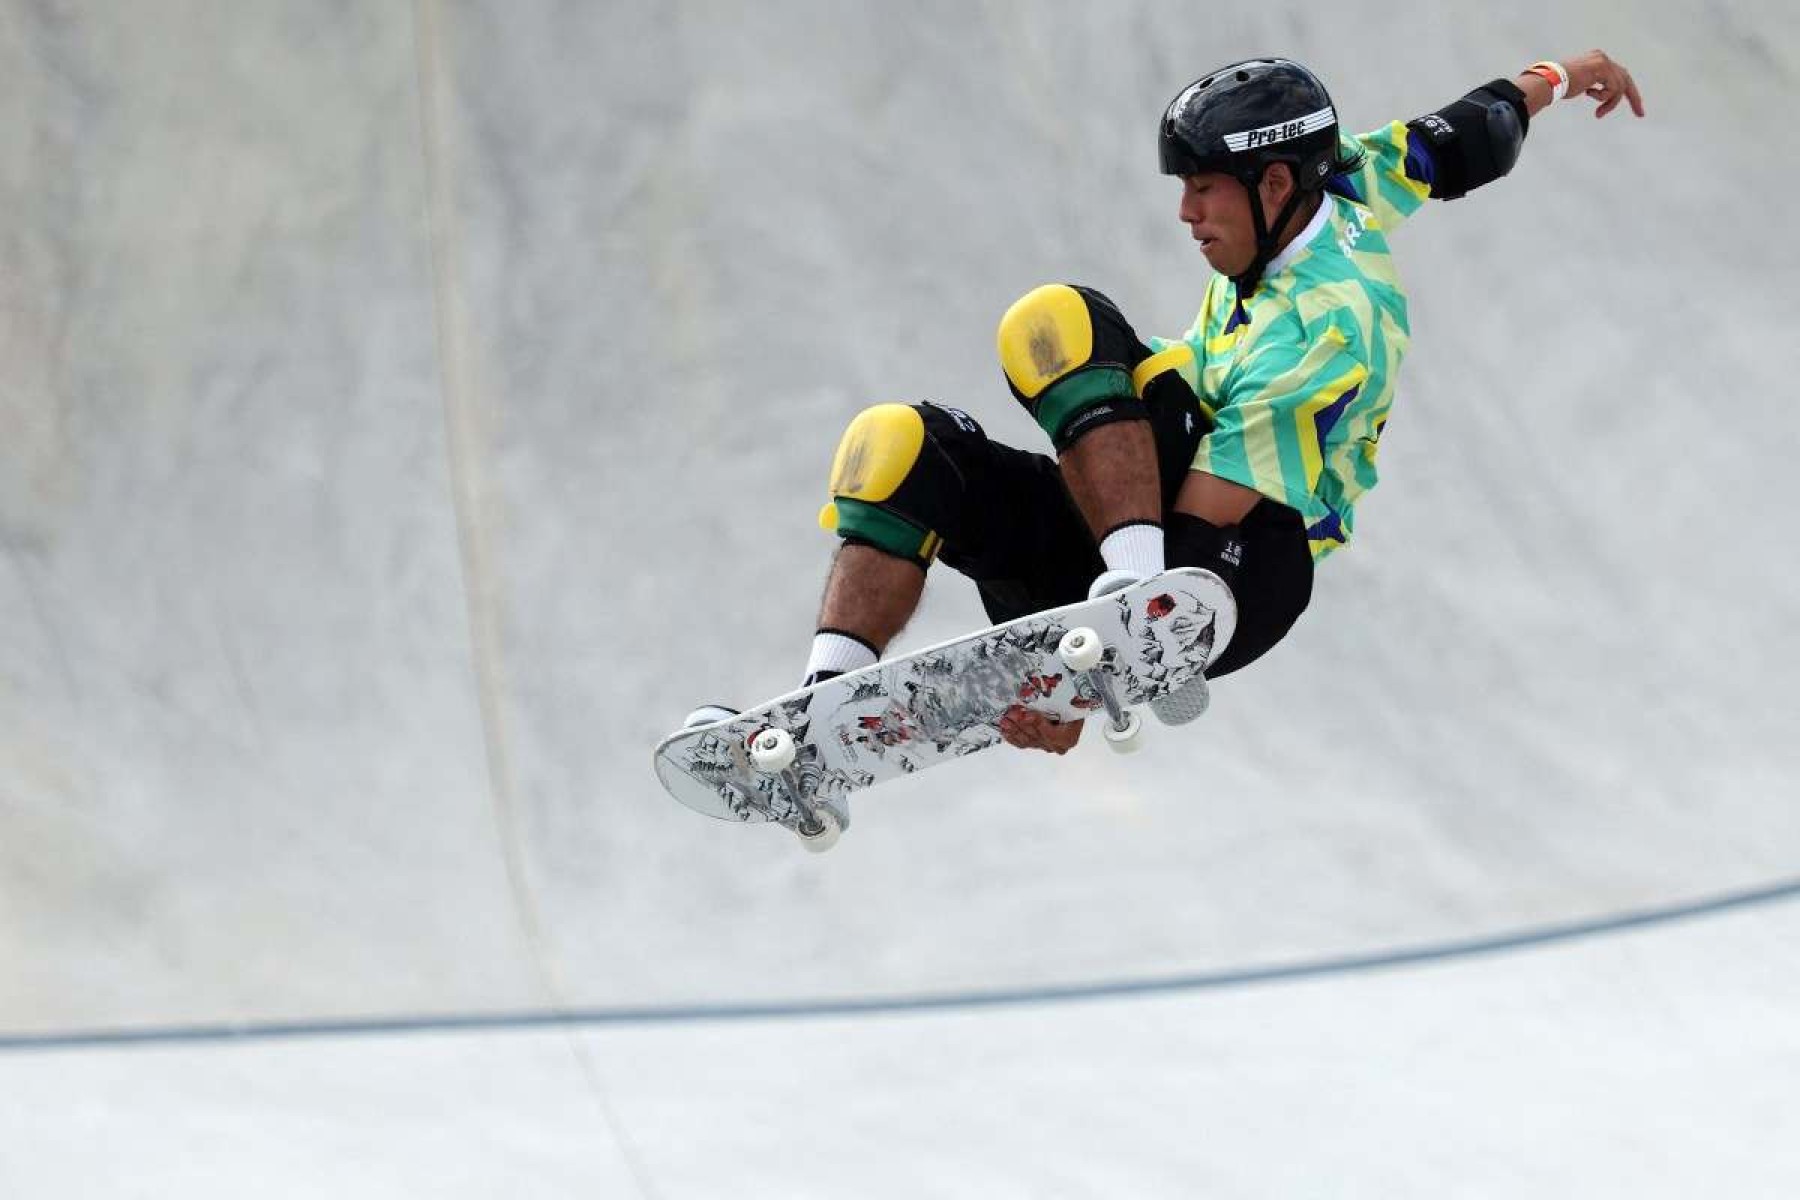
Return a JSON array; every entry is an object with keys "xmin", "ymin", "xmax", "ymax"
[
  {"xmin": 1102, "ymin": 709, "xmax": 1144, "ymax": 754},
  {"xmin": 797, "ymin": 810, "xmax": 841, "ymax": 853},
  {"xmin": 1058, "ymin": 627, "xmax": 1104, "ymax": 673},
  {"xmin": 749, "ymin": 727, "xmax": 797, "ymax": 773}
]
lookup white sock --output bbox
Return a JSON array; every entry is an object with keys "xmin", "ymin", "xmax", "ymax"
[
  {"xmin": 1099, "ymin": 521, "xmax": 1164, "ymax": 578},
  {"xmin": 804, "ymin": 630, "xmax": 879, "ymax": 683}
]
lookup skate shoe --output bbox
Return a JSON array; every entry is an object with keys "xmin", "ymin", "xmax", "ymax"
[
  {"xmin": 1086, "ymin": 568, "xmax": 1146, "ymax": 599},
  {"xmin": 1148, "ymin": 670, "xmax": 1210, "ymax": 725},
  {"xmin": 683, "ymin": 703, "xmax": 739, "ymax": 730}
]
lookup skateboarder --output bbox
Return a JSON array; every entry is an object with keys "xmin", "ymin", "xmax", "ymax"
[{"xmin": 699, "ymin": 51, "xmax": 1644, "ymax": 766}]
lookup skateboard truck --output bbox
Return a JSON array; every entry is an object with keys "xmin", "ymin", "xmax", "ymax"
[
  {"xmin": 1056, "ymin": 627, "xmax": 1144, "ymax": 754},
  {"xmin": 748, "ymin": 727, "xmax": 844, "ymax": 852}
]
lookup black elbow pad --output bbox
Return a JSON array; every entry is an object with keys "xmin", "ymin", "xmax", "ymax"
[{"xmin": 1406, "ymin": 78, "xmax": 1529, "ymax": 200}]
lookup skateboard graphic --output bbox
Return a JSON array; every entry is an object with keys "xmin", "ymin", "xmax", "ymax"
[{"xmin": 652, "ymin": 567, "xmax": 1236, "ymax": 851}]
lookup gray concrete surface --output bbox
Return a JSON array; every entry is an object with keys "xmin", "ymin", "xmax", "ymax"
[
  {"xmin": 2, "ymin": 0, "xmax": 1797, "ymax": 1195},
  {"xmin": 8, "ymin": 900, "xmax": 1799, "ymax": 1197}
]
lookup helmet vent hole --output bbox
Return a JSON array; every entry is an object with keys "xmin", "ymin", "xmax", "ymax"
[{"xmin": 1235, "ymin": 70, "xmax": 1251, "ymax": 82}]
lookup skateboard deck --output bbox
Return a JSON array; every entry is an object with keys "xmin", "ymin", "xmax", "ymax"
[{"xmin": 653, "ymin": 567, "xmax": 1235, "ymax": 840}]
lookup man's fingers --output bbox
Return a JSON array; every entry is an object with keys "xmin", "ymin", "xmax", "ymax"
[
  {"xmin": 1588, "ymin": 74, "xmax": 1621, "ymax": 118},
  {"xmin": 1597, "ymin": 69, "xmax": 1642, "ymax": 119},
  {"xmin": 1574, "ymin": 54, "xmax": 1644, "ymax": 120},
  {"xmin": 1624, "ymin": 70, "xmax": 1646, "ymax": 117},
  {"xmin": 999, "ymin": 706, "xmax": 1047, "ymax": 750},
  {"xmin": 998, "ymin": 706, "xmax": 1080, "ymax": 754},
  {"xmin": 1041, "ymin": 716, "xmax": 1082, "ymax": 755}
]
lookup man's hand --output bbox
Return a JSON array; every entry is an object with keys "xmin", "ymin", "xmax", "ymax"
[
  {"xmin": 998, "ymin": 704, "xmax": 1084, "ymax": 755},
  {"xmin": 1559, "ymin": 49, "xmax": 1645, "ymax": 118}
]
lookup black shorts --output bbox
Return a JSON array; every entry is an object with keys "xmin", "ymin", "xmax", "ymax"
[{"xmin": 914, "ymin": 402, "xmax": 1314, "ymax": 679}]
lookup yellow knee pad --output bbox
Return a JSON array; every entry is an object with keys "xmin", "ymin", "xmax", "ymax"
[
  {"xmin": 817, "ymin": 403, "xmax": 942, "ymax": 565},
  {"xmin": 996, "ymin": 284, "xmax": 1136, "ymax": 448}
]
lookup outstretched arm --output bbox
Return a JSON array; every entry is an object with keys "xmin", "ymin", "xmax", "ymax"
[
  {"xmin": 1513, "ymin": 50, "xmax": 1645, "ymax": 120},
  {"xmin": 1398, "ymin": 47, "xmax": 1645, "ymax": 203}
]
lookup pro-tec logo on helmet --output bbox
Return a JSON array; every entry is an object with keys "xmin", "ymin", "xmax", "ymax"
[{"xmin": 1224, "ymin": 106, "xmax": 1335, "ymax": 152}]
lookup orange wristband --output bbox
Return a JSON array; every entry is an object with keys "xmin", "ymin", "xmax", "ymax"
[{"xmin": 1526, "ymin": 60, "xmax": 1571, "ymax": 101}]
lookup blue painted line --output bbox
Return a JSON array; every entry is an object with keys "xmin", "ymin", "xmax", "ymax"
[{"xmin": 5, "ymin": 875, "xmax": 1798, "ymax": 1054}]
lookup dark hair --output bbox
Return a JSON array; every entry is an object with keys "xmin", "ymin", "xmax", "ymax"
[{"xmin": 1329, "ymin": 142, "xmax": 1368, "ymax": 182}]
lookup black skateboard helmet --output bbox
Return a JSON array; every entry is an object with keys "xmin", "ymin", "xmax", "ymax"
[{"xmin": 1159, "ymin": 57, "xmax": 1342, "ymax": 192}]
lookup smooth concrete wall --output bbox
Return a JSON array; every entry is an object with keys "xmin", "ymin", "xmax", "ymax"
[{"xmin": 3, "ymin": 0, "xmax": 1796, "ymax": 1036}]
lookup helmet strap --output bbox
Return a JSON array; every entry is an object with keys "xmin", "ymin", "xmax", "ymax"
[{"xmin": 1231, "ymin": 166, "xmax": 1311, "ymax": 300}]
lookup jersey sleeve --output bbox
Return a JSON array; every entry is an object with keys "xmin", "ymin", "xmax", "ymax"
[
  {"xmin": 1330, "ymin": 121, "xmax": 1436, "ymax": 232},
  {"xmin": 1194, "ymin": 325, "xmax": 1371, "ymax": 518},
  {"xmin": 1148, "ymin": 278, "xmax": 1234, "ymax": 399}
]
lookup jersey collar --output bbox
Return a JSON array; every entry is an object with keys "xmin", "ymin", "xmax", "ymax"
[{"xmin": 1262, "ymin": 192, "xmax": 1336, "ymax": 279}]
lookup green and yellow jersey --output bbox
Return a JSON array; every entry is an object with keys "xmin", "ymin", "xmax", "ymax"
[{"xmin": 1149, "ymin": 122, "xmax": 1437, "ymax": 560}]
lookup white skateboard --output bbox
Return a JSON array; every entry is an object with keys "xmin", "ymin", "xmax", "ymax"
[{"xmin": 652, "ymin": 567, "xmax": 1236, "ymax": 851}]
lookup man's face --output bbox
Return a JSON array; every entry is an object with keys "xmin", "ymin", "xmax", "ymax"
[{"xmin": 1177, "ymin": 171, "xmax": 1258, "ymax": 277}]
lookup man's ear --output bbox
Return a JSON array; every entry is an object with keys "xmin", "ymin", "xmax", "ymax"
[{"xmin": 1259, "ymin": 162, "xmax": 1296, "ymax": 211}]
